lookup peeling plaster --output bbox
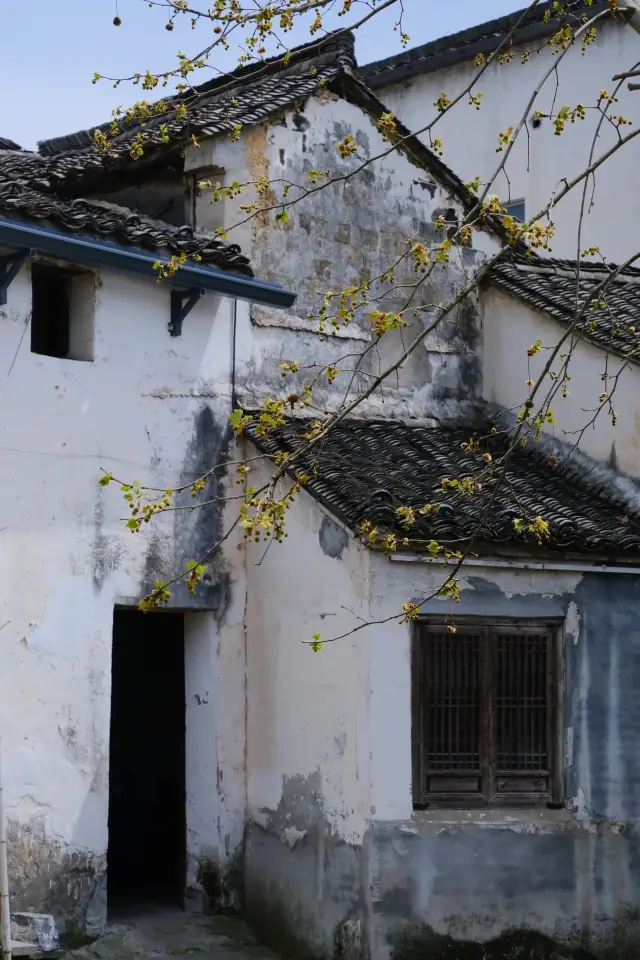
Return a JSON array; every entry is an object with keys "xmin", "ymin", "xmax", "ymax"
[
  {"xmin": 566, "ymin": 600, "xmax": 581, "ymax": 644},
  {"xmin": 189, "ymin": 97, "xmax": 494, "ymax": 420},
  {"xmin": 319, "ymin": 516, "xmax": 349, "ymax": 561}
]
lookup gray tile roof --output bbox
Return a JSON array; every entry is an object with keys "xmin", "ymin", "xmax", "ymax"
[
  {"xmin": 4, "ymin": 29, "xmax": 487, "ymax": 236},
  {"xmin": 488, "ymin": 255, "xmax": 640, "ymax": 360},
  {"xmin": 360, "ymin": 2, "xmax": 611, "ymax": 88},
  {"xmin": 0, "ymin": 154, "xmax": 253, "ymax": 274},
  {"xmin": 28, "ymin": 32, "xmax": 481, "ymax": 217},
  {"xmin": 35, "ymin": 33, "xmax": 357, "ymax": 189},
  {"xmin": 0, "ymin": 30, "xmax": 485, "ymax": 270},
  {"xmin": 246, "ymin": 415, "xmax": 640, "ymax": 558},
  {"xmin": 0, "ymin": 148, "xmax": 64, "ymax": 191}
]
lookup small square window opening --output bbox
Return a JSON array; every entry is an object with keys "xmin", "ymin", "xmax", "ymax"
[
  {"xmin": 504, "ymin": 199, "xmax": 526, "ymax": 223},
  {"xmin": 31, "ymin": 264, "xmax": 95, "ymax": 361},
  {"xmin": 412, "ymin": 620, "xmax": 563, "ymax": 808}
]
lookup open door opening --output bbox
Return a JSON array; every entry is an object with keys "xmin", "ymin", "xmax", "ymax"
[{"xmin": 108, "ymin": 608, "xmax": 186, "ymax": 914}]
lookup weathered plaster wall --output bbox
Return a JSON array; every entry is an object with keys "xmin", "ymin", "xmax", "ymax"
[
  {"xmin": 0, "ymin": 262, "xmax": 247, "ymax": 931},
  {"xmin": 243, "ymin": 458, "xmax": 372, "ymax": 957},
  {"xmin": 365, "ymin": 557, "xmax": 640, "ymax": 959},
  {"xmin": 186, "ymin": 93, "xmax": 500, "ymax": 418},
  {"xmin": 482, "ymin": 286, "xmax": 640, "ymax": 480},
  {"xmin": 375, "ymin": 19, "xmax": 640, "ymax": 263},
  {"xmin": 244, "ymin": 473, "xmax": 640, "ymax": 959}
]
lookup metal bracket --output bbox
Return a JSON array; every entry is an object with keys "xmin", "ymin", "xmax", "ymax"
[
  {"xmin": 0, "ymin": 251, "xmax": 28, "ymax": 307},
  {"xmin": 169, "ymin": 288, "xmax": 205, "ymax": 337}
]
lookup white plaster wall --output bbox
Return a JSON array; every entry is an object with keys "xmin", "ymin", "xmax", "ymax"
[
  {"xmin": 184, "ymin": 486, "xmax": 249, "ymax": 889},
  {"xmin": 187, "ymin": 93, "xmax": 497, "ymax": 259},
  {"xmin": 482, "ymin": 286, "xmax": 640, "ymax": 478},
  {"xmin": 245, "ymin": 458, "xmax": 372, "ymax": 844},
  {"xmin": 184, "ymin": 602, "xmax": 246, "ymax": 890},
  {"xmin": 377, "ymin": 19, "xmax": 640, "ymax": 262},
  {"xmin": 0, "ymin": 261, "xmax": 247, "ymax": 916},
  {"xmin": 185, "ymin": 613, "xmax": 222, "ymax": 886}
]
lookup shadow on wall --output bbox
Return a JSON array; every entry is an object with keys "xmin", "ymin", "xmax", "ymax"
[{"xmin": 169, "ymin": 404, "xmax": 232, "ymax": 613}]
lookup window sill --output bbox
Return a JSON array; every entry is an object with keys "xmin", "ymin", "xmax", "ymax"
[
  {"xmin": 367, "ymin": 810, "xmax": 627, "ymax": 842},
  {"xmin": 409, "ymin": 806, "xmax": 575, "ymax": 829}
]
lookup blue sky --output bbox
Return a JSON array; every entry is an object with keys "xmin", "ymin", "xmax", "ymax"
[{"xmin": 3, "ymin": 0, "xmax": 523, "ymax": 149}]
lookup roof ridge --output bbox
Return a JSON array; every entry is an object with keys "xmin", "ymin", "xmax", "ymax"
[
  {"xmin": 190, "ymin": 29, "xmax": 355, "ymax": 99},
  {"xmin": 0, "ymin": 137, "xmax": 22, "ymax": 152},
  {"xmin": 498, "ymin": 258, "xmax": 640, "ymax": 284},
  {"xmin": 359, "ymin": 1, "xmax": 613, "ymax": 88}
]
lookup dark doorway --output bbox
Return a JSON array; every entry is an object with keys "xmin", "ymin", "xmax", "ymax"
[{"xmin": 108, "ymin": 609, "xmax": 186, "ymax": 913}]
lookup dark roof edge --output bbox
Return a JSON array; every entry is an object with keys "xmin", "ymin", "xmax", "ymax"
[
  {"xmin": 361, "ymin": 2, "xmax": 613, "ymax": 88},
  {"xmin": 0, "ymin": 137, "xmax": 21, "ymax": 152}
]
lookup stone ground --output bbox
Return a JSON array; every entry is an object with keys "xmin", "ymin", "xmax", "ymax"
[{"xmin": 63, "ymin": 911, "xmax": 282, "ymax": 960}]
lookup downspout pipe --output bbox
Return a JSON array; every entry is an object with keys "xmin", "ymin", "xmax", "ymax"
[{"xmin": 0, "ymin": 217, "xmax": 296, "ymax": 309}]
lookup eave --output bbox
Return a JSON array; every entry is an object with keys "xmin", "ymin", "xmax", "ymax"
[{"xmin": 0, "ymin": 215, "xmax": 296, "ymax": 310}]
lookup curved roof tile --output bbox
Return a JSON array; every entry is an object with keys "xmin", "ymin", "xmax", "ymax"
[{"xmin": 246, "ymin": 415, "xmax": 640, "ymax": 558}]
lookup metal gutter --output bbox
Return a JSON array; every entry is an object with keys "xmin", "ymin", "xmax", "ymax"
[
  {"xmin": 0, "ymin": 216, "xmax": 296, "ymax": 309},
  {"xmin": 389, "ymin": 555, "xmax": 640, "ymax": 575}
]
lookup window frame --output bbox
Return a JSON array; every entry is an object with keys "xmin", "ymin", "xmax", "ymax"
[{"xmin": 411, "ymin": 617, "xmax": 564, "ymax": 810}]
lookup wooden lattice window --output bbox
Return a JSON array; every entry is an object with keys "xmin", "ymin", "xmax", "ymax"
[{"xmin": 412, "ymin": 620, "xmax": 563, "ymax": 808}]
